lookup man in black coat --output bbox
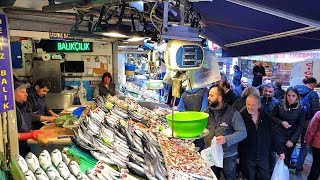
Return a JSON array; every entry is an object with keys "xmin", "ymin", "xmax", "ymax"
[
  {"xmin": 219, "ymin": 79, "xmax": 238, "ymax": 106},
  {"xmin": 252, "ymin": 62, "xmax": 266, "ymax": 87},
  {"xmin": 239, "ymin": 94, "xmax": 285, "ymax": 180}
]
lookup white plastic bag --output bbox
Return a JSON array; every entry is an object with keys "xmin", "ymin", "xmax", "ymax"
[
  {"xmin": 271, "ymin": 159, "xmax": 289, "ymax": 180},
  {"xmin": 201, "ymin": 137, "xmax": 224, "ymax": 168}
]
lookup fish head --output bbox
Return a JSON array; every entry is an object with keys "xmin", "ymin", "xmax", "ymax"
[{"xmin": 35, "ymin": 168, "xmax": 44, "ymax": 175}]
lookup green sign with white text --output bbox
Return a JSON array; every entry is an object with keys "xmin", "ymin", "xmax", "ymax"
[{"xmin": 56, "ymin": 41, "xmax": 93, "ymax": 52}]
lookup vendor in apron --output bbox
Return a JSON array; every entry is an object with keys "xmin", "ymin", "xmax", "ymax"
[
  {"xmin": 26, "ymin": 79, "xmax": 59, "ymax": 130},
  {"xmin": 15, "ymin": 81, "xmax": 43, "ymax": 157}
]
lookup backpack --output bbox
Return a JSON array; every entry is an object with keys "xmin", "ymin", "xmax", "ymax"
[{"xmin": 301, "ymin": 91, "xmax": 313, "ymax": 120}]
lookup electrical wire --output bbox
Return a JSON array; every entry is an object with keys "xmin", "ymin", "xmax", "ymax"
[{"xmin": 150, "ymin": 1, "xmax": 162, "ymax": 33}]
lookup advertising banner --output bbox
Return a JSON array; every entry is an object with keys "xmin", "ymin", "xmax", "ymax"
[{"xmin": 0, "ymin": 13, "xmax": 14, "ymax": 113}]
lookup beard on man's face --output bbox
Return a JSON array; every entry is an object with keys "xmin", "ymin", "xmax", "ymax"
[{"xmin": 210, "ymin": 99, "xmax": 219, "ymax": 108}]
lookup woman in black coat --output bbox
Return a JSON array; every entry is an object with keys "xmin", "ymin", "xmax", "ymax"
[{"xmin": 271, "ymin": 87, "xmax": 305, "ymax": 166}]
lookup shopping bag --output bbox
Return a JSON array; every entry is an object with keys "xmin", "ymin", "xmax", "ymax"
[
  {"xmin": 271, "ymin": 159, "xmax": 289, "ymax": 180},
  {"xmin": 200, "ymin": 137, "xmax": 224, "ymax": 168}
]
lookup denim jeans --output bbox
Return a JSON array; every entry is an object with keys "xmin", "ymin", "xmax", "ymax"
[
  {"xmin": 297, "ymin": 128, "xmax": 309, "ymax": 169},
  {"xmin": 308, "ymin": 147, "xmax": 320, "ymax": 180},
  {"xmin": 212, "ymin": 155, "xmax": 237, "ymax": 180}
]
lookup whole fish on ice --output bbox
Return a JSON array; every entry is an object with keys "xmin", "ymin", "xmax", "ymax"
[
  {"xmin": 39, "ymin": 150, "xmax": 52, "ymax": 169},
  {"xmin": 25, "ymin": 152, "xmax": 40, "ymax": 173},
  {"xmin": 17, "ymin": 155, "xmax": 28, "ymax": 173},
  {"xmin": 51, "ymin": 149, "xmax": 62, "ymax": 167}
]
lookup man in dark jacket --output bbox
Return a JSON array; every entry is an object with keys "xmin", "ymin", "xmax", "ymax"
[
  {"xmin": 26, "ymin": 79, "xmax": 59, "ymax": 130},
  {"xmin": 252, "ymin": 62, "xmax": 266, "ymax": 87},
  {"xmin": 260, "ymin": 83, "xmax": 278, "ymax": 114},
  {"xmin": 204, "ymin": 86, "xmax": 247, "ymax": 180},
  {"xmin": 239, "ymin": 94, "xmax": 285, "ymax": 180},
  {"xmin": 219, "ymin": 79, "xmax": 238, "ymax": 106},
  {"xmin": 234, "ymin": 77, "xmax": 248, "ymax": 99},
  {"xmin": 232, "ymin": 65, "xmax": 242, "ymax": 87},
  {"xmin": 15, "ymin": 81, "xmax": 43, "ymax": 157},
  {"xmin": 274, "ymin": 80, "xmax": 285, "ymax": 100},
  {"xmin": 294, "ymin": 77, "xmax": 320, "ymax": 173}
]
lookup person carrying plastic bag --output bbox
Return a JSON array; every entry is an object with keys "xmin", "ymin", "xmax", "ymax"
[
  {"xmin": 201, "ymin": 136, "xmax": 224, "ymax": 168},
  {"xmin": 204, "ymin": 86, "xmax": 247, "ymax": 180},
  {"xmin": 239, "ymin": 94, "xmax": 285, "ymax": 180},
  {"xmin": 271, "ymin": 159, "xmax": 289, "ymax": 180}
]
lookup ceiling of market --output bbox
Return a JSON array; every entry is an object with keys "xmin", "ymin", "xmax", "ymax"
[{"xmin": 2, "ymin": 0, "xmax": 320, "ymax": 57}]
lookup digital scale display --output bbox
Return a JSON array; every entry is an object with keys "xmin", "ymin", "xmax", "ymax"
[{"xmin": 179, "ymin": 45, "xmax": 202, "ymax": 67}]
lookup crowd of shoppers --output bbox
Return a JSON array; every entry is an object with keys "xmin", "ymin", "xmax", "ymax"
[{"xmin": 176, "ymin": 65, "xmax": 320, "ymax": 179}]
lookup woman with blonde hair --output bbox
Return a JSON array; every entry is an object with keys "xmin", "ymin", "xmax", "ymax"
[{"xmin": 271, "ymin": 87, "xmax": 305, "ymax": 166}]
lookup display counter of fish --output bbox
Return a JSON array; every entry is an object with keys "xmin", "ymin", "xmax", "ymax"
[
  {"xmin": 118, "ymin": 82, "xmax": 161, "ymax": 103},
  {"xmin": 159, "ymin": 138, "xmax": 215, "ymax": 180},
  {"xmin": 17, "ymin": 149, "xmax": 89, "ymax": 180},
  {"xmin": 71, "ymin": 104, "xmax": 167, "ymax": 180}
]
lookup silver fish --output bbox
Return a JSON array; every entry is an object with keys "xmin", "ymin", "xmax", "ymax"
[
  {"xmin": 95, "ymin": 169, "xmax": 113, "ymax": 180},
  {"xmin": 26, "ymin": 152, "xmax": 40, "ymax": 173},
  {"xmin": 35, "ymin": 167, "xmax": 49, "ymax": 180},
  {"xmin": 108, "ymin": 153, "xmax": 126, "ymax": 168},
  {"xmin": 97, "ymin": 161, "xmax": 120, "ymax": 177},
  {"xmin": 132, "ymin": 138, "xmax": 144, "ymax": 154},
  {"xmin": 51, "ymin": 149, "xmax": 62, "ymax": 167},
  {"xmin": 46, "ymin": 166, "xmax": 60, "ymax": 180},
  {"xmin": 61, "ymin": 151, "xmax": 71, "ymax": 165},
  {"xmin": 155, "ymin": 166, "xmax": 166, "ymax": 180},
  {"xmin": 94, "ymin": 170, "xmax": 105, "ymax": 180},
  {"xmin": 90, "ymin": 151, "xmax": 114, "ymax": 165},
  {"xmin": 25, "ymin": 170, "xmax": 36, "ymax": 180},
  {"xmin": 86, "ymin": 169, "xmax": 98, "ymax": 180},
  {"xmin": 57, "ymin": 161, "xmax": 70, "ymax": 179},
  {"xmin": 39, "ymin": 150, "xmax": 52, "ymax": 169},
  {"xmin": 66, "ymin": 174, "xmax": 77, "ymax": 180},
  {"xmin": 17, "ymin": 155, "xmax": 28, "ymax": 173},
  {"xmin": 156, "ymin": 158, "xmax": 167, "ymax": 175},
  {"xmin": 144, "ymin": 171, "xmax": 157, "ymax": 180},
  {"xmin": 145, "ymin": 155, "xmax": 155, "ymax": 176},
  {"xmin": 54, "ymin": 177, "xmax": 64, "ymax": 180},
  {"xmin": 126, "ymin": 162, "xmax": 147, "ymax": 178},
  {"xmin": 68, "ymin": 161, "xmax": 81, "ymax": 176},
  {"xmin": 129, "ymin": 152, "xmax": 144, "ymax": 165},
  {"xmin": 76, "ymin": 172, "xmax": 91, "ymax": 180}
]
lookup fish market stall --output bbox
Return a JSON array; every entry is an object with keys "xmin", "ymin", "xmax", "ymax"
[
  {"xmin": 17, "ymin": 94, "xmax": 216, "ymax": 179},
  {"xmin": 62, "ymin": 95, "xmax": 215, "ymax": 179}
]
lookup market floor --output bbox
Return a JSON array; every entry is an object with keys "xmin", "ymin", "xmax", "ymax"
[
  {"xmin": 288, "ymin": 153, "xmax": 313, "ymax": 180},
  {"xmin": 232, "ymin": 153, "xmax": 314, "ymax": 180}
]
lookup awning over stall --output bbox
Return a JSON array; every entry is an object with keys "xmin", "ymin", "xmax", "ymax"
[{"xmin": 193, "ymin": 0, "xmax": 320, "ymax": 57}]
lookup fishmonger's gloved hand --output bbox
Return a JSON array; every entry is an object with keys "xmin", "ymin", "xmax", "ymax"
[{"xmin": 18, "ymin": 130, "xmax": 44, "ymax": 141}]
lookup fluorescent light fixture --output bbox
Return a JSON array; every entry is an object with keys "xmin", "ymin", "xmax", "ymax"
[
  {"xmin": 94, "ymin": 24, "xmax": 131, "ymax": 38},
  {"xmin": 126, "ymin": 31, "xmax": 150, "ymax": 42},
  {"xmin": 101, "ymin": 32, "xmax": 129, "ymax": 38}
]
